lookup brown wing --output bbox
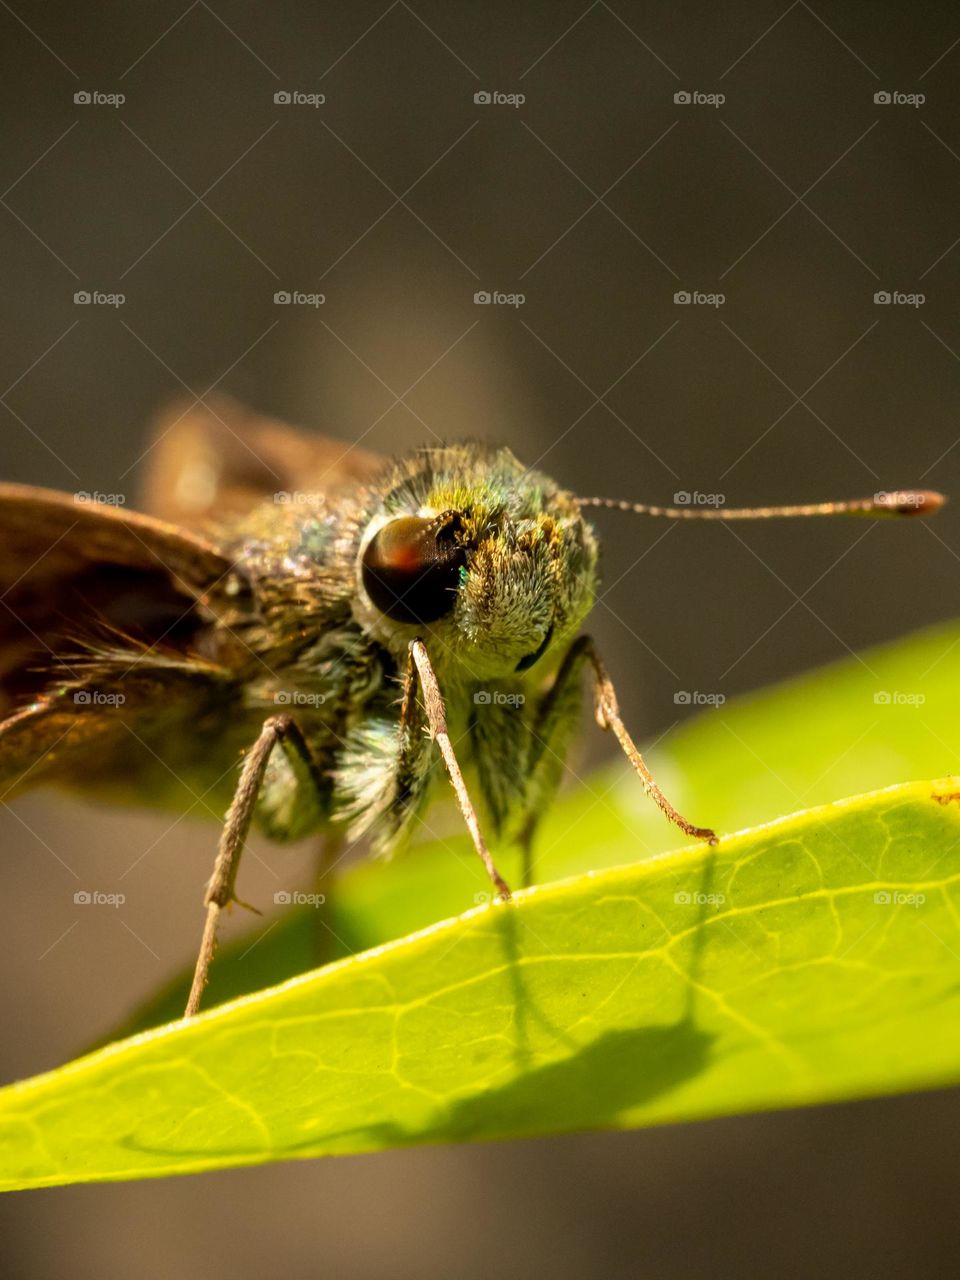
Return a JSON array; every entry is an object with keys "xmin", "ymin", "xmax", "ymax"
[
  {"xmin": 140, "ymin": 395, "xmax": 385, "ymax": 529},
  {"xmin": 0, "ymin": 483, "xmax": 252, "ymax": 793},
  {"xmin": 0, "ymin": 401, "xmax": 380, "ymax": 805},
  {"xmin": 0, "ymin": 481, "xmax": 238, "ymax": 691},
  {"xmin": 0, "ymin": 660, "xmax": 245, "ymax": 807},
  {"xmin": 0, "ymin": 482, "xmax": 231, "ymax": 590}
]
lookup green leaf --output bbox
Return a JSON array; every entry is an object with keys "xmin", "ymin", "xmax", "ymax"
[
  {"xmin": 2, "ymin": 779, "xmax": 960, "ymax": 1190},
  {"xmin": 118, "ymin": 618, "xmax": 960, "ymax": 1030},
  {"xmin": 657, "ymin": 617, "xmax": 960, "ymax": 835}
]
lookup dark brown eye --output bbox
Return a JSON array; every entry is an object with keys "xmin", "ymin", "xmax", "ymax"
[{"xmin": 361, "ymin": 512, "xmax": 466, "ymax": 625}]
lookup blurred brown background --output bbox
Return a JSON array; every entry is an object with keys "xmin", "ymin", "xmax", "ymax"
[{"xmin": 1, "ymin": 1, "xmax": 959, "ymax": 1276}]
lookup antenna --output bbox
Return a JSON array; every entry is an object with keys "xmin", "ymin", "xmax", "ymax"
[{"xmin": 578, "ymin": 490, "xmax": 945, "ymax": 521}]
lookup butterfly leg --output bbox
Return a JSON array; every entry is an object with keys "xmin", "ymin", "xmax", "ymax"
[
  {"xmin": 580, "ymin": 637, "xmax": 717, "ymax": 844},
  {"xmin": 408, "ymin": 639, "xmax": 512, "ymax": 900},
  {"xmin": 515, "ymin": 636, "xmax": 716, "ymax": 888},
  {"xmin": 185, "ymin": 713, "xmax": 320, "ymax": 1017}
]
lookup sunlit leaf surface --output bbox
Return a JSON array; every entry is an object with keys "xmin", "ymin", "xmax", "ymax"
[{"xmin": 2, "ymin": 777, "xmax": 959, "ymax": 1190}]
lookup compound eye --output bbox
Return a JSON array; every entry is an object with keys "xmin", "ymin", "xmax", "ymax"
[{"xmin": 361, "ymin": 512, "xmax": 466, "ymax": 625}]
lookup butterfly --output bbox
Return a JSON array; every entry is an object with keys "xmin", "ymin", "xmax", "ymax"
[{"xmin": 0, "ymin": 396, "xmax": 942, "ymax": 1013}]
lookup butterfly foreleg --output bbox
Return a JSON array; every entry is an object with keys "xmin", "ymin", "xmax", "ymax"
[{"xmin": 185, "ymin": 713, "xmax": 322, "ymax": 1017}]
